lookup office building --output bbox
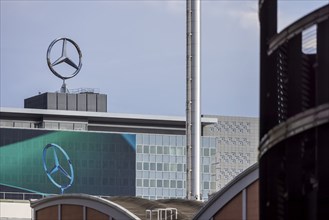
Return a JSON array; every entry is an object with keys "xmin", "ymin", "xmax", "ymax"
[{"xmin": 0, "ymin": 92, "xmax": 258, "ymax": 202}]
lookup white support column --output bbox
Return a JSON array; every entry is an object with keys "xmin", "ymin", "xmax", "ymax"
[{"xmin": 186, "ymin": 0, "xmax": 201, "ymax": 200}]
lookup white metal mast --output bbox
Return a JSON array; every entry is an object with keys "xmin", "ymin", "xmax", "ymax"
[{"xmin": 186, "ymin": 0, "xmax": 201, "ymax": 200}]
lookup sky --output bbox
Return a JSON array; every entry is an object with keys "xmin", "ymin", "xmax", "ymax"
[{"xmin": 1, "ymin": 0, "xmax": 328, "ymax": 117}]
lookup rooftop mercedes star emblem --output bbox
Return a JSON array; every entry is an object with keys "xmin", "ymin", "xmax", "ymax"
[
  {"xmin": 47, "ymin": 37, "xmax": 82, "ymax": 81},
  {"xmin": 42, "ymin": 143, "xmax": 74, "ymax": 194}
]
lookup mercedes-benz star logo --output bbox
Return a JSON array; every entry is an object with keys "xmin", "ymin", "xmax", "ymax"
[
  {"xmin": 47, "ymin": 37, "xmax": 82, "ymax": 80},
  {"xmin": 42, "ymin": 143, "xmax": 74, "ymax": 194}
]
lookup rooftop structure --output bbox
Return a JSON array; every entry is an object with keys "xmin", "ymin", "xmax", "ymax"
[{"xmin": 24, "ymin": 92, "xmax": 107, "ymax": 112}]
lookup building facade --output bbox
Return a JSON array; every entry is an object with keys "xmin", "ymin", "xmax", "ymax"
[{"xmin": 0, "ymin": 105, "xmax": 258, "ymax": 201}]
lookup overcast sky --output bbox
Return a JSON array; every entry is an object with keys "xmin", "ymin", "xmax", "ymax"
[{"xmin": 1, "ymin": 0, "xmax": 327, "ymax": 117}]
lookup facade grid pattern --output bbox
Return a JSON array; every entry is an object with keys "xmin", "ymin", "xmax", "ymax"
[{"xmin": 135, "ymin": 134, "xmax": 217, "ymax": 201}]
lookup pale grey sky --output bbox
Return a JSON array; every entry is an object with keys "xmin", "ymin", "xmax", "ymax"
[{"xmin": 1, "ymin": 0, "xmax": 327, "ymax": 117}]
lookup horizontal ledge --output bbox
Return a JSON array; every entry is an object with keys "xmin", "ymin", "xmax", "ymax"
[
  {"xmin": 268, "ymin": 4, "xmax": 329, "ymax": 55},
  {"xmin": 259, "ymin": 103, "xmax": 329, "ymax": 158}
]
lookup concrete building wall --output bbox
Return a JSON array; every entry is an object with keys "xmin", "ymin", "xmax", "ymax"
[{"xmin": 203, "ymin": 116, "xmax": 259, "ymax": 190}]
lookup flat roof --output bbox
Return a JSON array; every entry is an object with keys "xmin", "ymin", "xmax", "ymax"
[
  {"xmin": 0, "ymin": 107, "xmax": 217, "ymax": 124},
  {"xmin": 0, "ymin": 107, "xmax": 220, "ymax": 135}
]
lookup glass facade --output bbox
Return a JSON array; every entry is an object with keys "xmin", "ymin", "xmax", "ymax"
[{"xmin": 135, "ymin": 134, "xmax": 217, "ymax": 201}]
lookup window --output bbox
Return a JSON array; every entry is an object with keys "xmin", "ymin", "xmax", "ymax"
[
  {"xmin": 164, "ymin": 163, "xmax": 169, "ymax": 171},
  {"xmin": 156, "ymin": 135, "xmax": 162, "ymax": 145},
  {"xmin": 204, "ymin": 148, "xmax": 210, "ymax": 156},
  {"xmin": 144, "ymin": 145, "xmax": 149, "ymax": 154},
  {"xmin": 157, "ymin": 180, "xmax": 163, "ymax": 187},
  {"xmin": 163, "ymin": 136, "xmax": 170, "ymax": 145},
  {"xmin": 177, "ymin": 172, "xmax": 184, "ymax": 180},
  {"xmin": 136, "ymin": 134, "xmax": 143, "ymax": 144},
  {"xmin": 163, "ymin": 146, "xmax": 169, "ymax": 155},
  {"xmin": 204, "ymin": 182, "xmax": 209, "ymax": 190},
  {"xmin": 143, "ymin": 163, "xmax": 149, "ymax": 170},
  {"xmin": 202, "ymin": 137, "xmax": 210, "ymax": 148},
  {"xmin": 137, "ymin": 179, "xmax": 142, "ymax": 187},
  {"xmin": 150, "ymin": 163, "xmax": 156, "ymax": 171},
  {"xmin": 177, "ymin": 147, "xmax": 183, "ymax": 156},
  {"xmin": 163, "ymin": 172, "xmax": 169, "ymax": 179},
  {"xmin": 170, "ymin": 164, "xmax": 177, "ymax": 172},
  {"xmin": 170, "ymin": 180, "xmax": 176, "ymax": 188},
  {"xmin": 157, "ymin": 163, "xmax": 163, "ymax": 171},
  {"xmin": 143, "ymin": 179, "xmax": 149, "ymax": 187},
  {"xmin": 150, "ymin": 135, "xmax": 156, "ymax": 145},
  {"xmin": 143, "ymin": 134, "xmax": 150, "ymax": 145},
  {"xmin": 170, "ymin": 136, "xmax": 176, "ymax": 146},
  {"xmin": 143, "ymin": 171, "xmax": 149, "ymax": 179},
  {"xmin": 150, "ymin": 146, "xmax": 156, "ymax": 154},
  {"xmin": 177, "ymin": 164, "xmax": 183, "ymax": 172},
  {"xmin": 177, "ymin": 136, "xmax": 183, "ymax": 146},
  {"xmin": 170, "ymin": 147, "xmax": 176, "ymax": 155},
  {"xmin": 157, "ymin": 146, "xmax": 163, "ymax": 154}
]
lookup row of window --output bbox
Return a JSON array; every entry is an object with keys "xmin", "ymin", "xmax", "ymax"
[
  {"xmin": 136, "ymin": 162, "xmax": 186, "ymax": 172},
  {"xmin": 136, "ymin": 134, "xmax": 185, "ymax": 146},
  {"xmin": 136, "ymin": 134, "xmax": 217, "ymax": 148},
  {"xmin": 136, "ymin": 162, "xmax": 215, "ymax": 173},
  {"xmin": 136, "ymin": 188, "xmax": 185, "ymax": 199},
  {"xmin": 136, "ymin": 179, "xmax": 216, "ymax": 190},
  {"xmin": 136, "ymin": 145, "xmax": 185, "ymax": 156},
  {"xmin": 136, "ymin": 179, "xmax": 185, "ymax": 188},
  {"xmin": 137, "ymin": 145, "xmax": 216, "ymax": 157},
  {"xmin": 136, "ymin": 171, "xmax": 185, "ymax": 180}
]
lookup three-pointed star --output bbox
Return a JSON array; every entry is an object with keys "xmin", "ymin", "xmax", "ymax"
[
  {"xmin": 51, "ymin": 39, "xmax": 79, "ymax": 70},
  {"xmin": 48, "ymin": 147, "xmax": 72, "ymax": 180}
]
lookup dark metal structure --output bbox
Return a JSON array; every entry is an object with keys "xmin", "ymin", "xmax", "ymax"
[{"xmin": 259, "ymin": 1, "xmax": 329, "ymax": 219}]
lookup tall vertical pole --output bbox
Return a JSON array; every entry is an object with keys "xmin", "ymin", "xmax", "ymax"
[{"xmin": 186, "ymin": 0, "xmax": 201, "ymax": 200}]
